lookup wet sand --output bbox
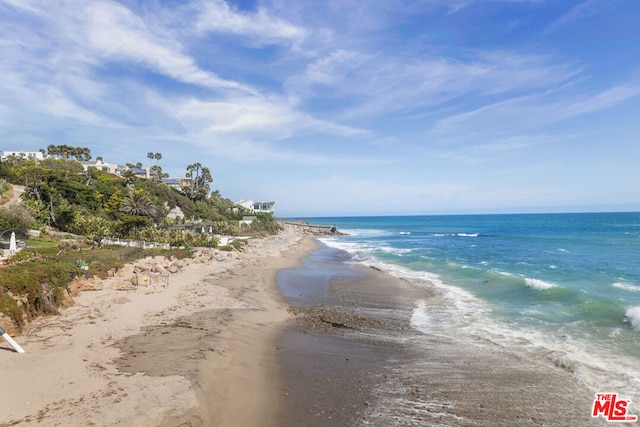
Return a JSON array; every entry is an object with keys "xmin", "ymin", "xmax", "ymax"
[{"xmin": 277, "ymin": 243, "xmax": 610, "ymax": 426}]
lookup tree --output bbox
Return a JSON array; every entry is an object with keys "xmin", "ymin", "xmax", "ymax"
[
  {"xmin": 121, "ymin": 169, "xmax": 137, "ymax": 187},
  {"xmin": 147, "ymin": 152, "xmax": 154, "ymax": 178},
  {"xmin": 121, "ymin": 190, "xmax": 157, "ymax": 217},
  {"xmin": 154, "ymin": 152, "xmax": 162, "ymax": 179},
  {"xmin": 184, "ymin": 162, "xmax": 213, "ymax": 201},
  {"xmin": 150, "ymin": 165, "xmax": 168, "ymax": 179},
  {"xmin": 46, "ymin": 144, "xmax": 91, "ymax": 161}
]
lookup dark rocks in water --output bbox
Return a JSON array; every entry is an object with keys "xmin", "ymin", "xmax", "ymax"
[{"xmin": 288, "ymin": 305, "xmax": 408, "ymax": 334}]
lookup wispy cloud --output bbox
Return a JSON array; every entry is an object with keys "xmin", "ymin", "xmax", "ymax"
[
  {"xmin": 427, "ymin": 83, "xmax": 640, "ymax": 142},
  {"xmin": 195, "ymin": 0, "xmax": 307, "ymax": 46},
  {"xmin": 545, "ymin": 0, "xmax": 607, "ymax": 33},
  {"xmin": 85, "ymin": 2, "xmax": 256, "ymax": 94},
  {"xmin": 296, "ymin": 48, "xmax": 579, "ymax": 121}
]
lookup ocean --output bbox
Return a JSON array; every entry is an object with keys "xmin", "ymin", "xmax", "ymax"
[{"xmin": 295, "ymin": 212, "xmax": 640, "ymax": 413}]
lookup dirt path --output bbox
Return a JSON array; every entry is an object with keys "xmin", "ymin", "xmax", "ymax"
[{"xmin": 1, "ymin": 184, "xmax": 25, "ymax": 206}]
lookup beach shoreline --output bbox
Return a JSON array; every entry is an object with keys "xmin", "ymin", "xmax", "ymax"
[
  {"xmin": 0, "ymin": 230, "xmax": 313, "ymax": 427},
  {"xmin": 0, "ymin": 231, "xmax": 613, "ymax": 426},
  {"xmin": 276, "ymin": 241, "xmax": 611, "ymax": 426}
]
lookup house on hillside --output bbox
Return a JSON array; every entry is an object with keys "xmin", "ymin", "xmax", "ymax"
[
  {"xmin": 1, "ymin": 150, "xmax": 46, "ymax": 162},
  {"xmin": 128, "ymin": 167, "xmax": 147, "ymax": 179},
  {"xmin": 160, "ymin": 177, "xmax": 194, "ymax": 190},
  {"xmin": 80, "ymin": 159, "xmax": 119, "ymax": 174},
  {"xmin": 235, "ymin": 199, "xmax": 276, "ymax": 215}
]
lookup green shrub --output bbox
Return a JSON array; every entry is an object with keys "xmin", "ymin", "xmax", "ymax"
[
  {"xmin": 0, "ymin": 259, "xmax": 78, "ymax": 329},
  {"xmin": 0, "ymin": 205, "xmax": 35, "ymax": 233}
]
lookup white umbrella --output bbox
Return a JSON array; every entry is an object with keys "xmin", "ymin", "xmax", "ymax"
[{"xmin": 9, "ymin": 231, "xmax": 16, "ymax": 255}]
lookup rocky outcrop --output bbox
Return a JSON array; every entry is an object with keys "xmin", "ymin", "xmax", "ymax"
[
  {"xmin": 280, "ymin": 221, "xmax": 347, "ymax": 236},
  {"xmin": 69, "ymin": 275, "xmax": 104, "ymax": 295}
]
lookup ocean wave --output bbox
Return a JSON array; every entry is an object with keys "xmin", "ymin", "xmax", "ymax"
[
  {"xmin": 336, "ymin": 228, "xmax": 393, "ymax": 238},
  {"xmin": 524, "ymin": 278, "xmax": 557, "ymax": 290},
  {"xmin": 430, "ymin": 233, "xmax": 480, "ymax": 237},
  {"xmin": 379, "ymin": 245, "xmax": 413, "ymax": 255},
  {"xmin": 625, "ymin": 306, "xmax": 640, "ymax": 330},
  {"xmin": 318, "ymin": 237, "xmax": 362, "ymax": 254},
  {"xmin": 613, "ymin": 282, "xmax": 640, "ymax": 292}
]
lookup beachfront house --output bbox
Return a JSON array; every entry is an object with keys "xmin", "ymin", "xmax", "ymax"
[
  {"xmin": 1, "ymin": 150, "xmax": 47, "ymax": 162},
  {"xmin": 235, "ymin": 200, "xmax": 276, "ymax": 215},
  {"xmin": 80, "ymin": 159, "xmax": 119, "ymax": 174}
]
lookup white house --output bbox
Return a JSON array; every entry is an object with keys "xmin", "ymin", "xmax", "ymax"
[
  {"xmin": 80, "ymin": 159, "xmax": 119, "ymax": 174},
  {"xmin": 1, "ymin": 150, "xmax": 46, "ymax": 162},
  {"xmin": 235, "ymin": 199, "xmax": 276, "ymax": 215}
]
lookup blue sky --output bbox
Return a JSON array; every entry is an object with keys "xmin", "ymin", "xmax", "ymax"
[{"xmin": 1, "ymin": 0, "xmax": 639, "ymax": 217}]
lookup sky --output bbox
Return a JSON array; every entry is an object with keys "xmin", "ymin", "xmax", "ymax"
[{"xmin": 1, "ymin": 0, "xmax": 639, "ymax": 217}]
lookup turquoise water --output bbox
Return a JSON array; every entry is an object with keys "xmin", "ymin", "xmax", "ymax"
[{"xmin": 296, "ymin": 213, "xmax": 640, "ymax": 403}]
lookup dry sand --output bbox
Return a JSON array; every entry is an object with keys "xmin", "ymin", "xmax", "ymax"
[{"xmin": 0, "ymin": 231, "xmax": 312, "ymax": 427}]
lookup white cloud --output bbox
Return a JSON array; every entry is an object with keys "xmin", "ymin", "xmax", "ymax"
[
  {"xmin": 85, "ymin": 1, "xmax": 254, "ymax": 94},
  {"xmin": 195, "ymin": 0, "xmax": 307, "ymax": 45}
]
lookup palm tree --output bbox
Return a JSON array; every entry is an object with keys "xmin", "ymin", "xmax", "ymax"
[
  {"xmin": 121, "ymin": 169, "xmax": 137, "ymax": 188},
  {"xmin": 147, "ymin": 152, "xmax": 154, "ymax": 178},
  {"xmin": 121, "ymin": 191, "xmax": 157, "ymax": 217},
  {"xmin": 184, "ymin": 163, "xmax": 212, "ymax": 201},
  {"xmin": 154, "ymin": 152, "xmax": 162, "ymax": 179}
]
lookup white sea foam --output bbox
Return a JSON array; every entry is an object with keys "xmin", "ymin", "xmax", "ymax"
[
  {"xmin": 323, "ymin": 232, "xmax": 640, "ymax": 412},
  {"xmin": 410, "ymin": 300, "xmax": 432, "ymax": 329},
  {"xmin": 337, "ymin": 228, "xmax": 392, "ymax": 238},
  {"xmin": 318, "ymin": 237, "xmax": 362, "ymax": 254},
  {"xmin": 379, "ymin": 245, "xmax": 413, "ymax": 255},
  {"xmin": 367, "ymin": 253, "xmax": 640, "ymax": 413},
  {"xmin": 625, "ymin": 306, "xmax": 640, "ymax": 330},
  {"xmin": 457, "ymin": 233, "xmax": 479, "ymax": 237},
  {"xmin": 613, "ymin": 282, "xmax": 640, "ymax": 292},
  {"xmin": 524, "ymin": 277, "xmax": 557, "ymax": 290}
]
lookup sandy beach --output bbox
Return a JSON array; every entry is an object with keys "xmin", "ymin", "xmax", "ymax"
[
  {"xmin": 0, "ymin": 230, "xmax": 312, "ymax": 427},
  {"xmin": 0, "ymin": 230, "xmax": 613, "ymax": 426}
]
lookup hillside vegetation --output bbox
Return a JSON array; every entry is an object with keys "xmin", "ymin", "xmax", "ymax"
[
  {"xmin": 0, "ymin": 148, "xmax": 278, "ymax": 332},
  {"xmin": 0, "ymin": 153, "xmax": 278, "ymax": 245}
]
